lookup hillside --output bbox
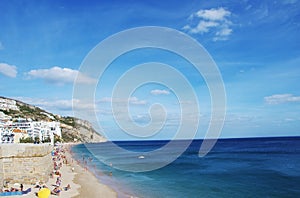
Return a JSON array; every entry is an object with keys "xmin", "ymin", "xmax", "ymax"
[{"xmin": 0, "ymin": 96, "xmax": 106, "ymax": 143}]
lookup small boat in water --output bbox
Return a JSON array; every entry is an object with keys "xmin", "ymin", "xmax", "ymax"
[{"xmin": 138, "ymin": 155, "xmax": 145, "ymax": 159}]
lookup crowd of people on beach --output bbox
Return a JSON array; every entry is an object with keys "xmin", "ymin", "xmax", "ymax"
[
  {"xmin": 0, "ymin": 144, "xmax": 119, "ymax": 197},
  {"xmin": 30, "ymin": 145, "xmax": 72, "ymax": 197},
  {"xmin": 0, "ymin": 145, "xmax": 72, "ymax": 197},
  {"xmin": 0, "ymin": 184, "xmax": 25, "ymax": 194},
  {"xmin": 44, "ymin": 145, "xmax": 71, "ymax": 196}
]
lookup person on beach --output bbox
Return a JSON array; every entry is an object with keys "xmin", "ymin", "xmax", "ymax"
[
  {"xmin": 64, "ymin": 184, "xmax": 71, "ymax": 191},
  {"xmin": 56, "ymin": 177, "xmax": 61, "ymax": 187},
  {"xmin": 10, "ymin": 187, "xmax": 18, "ymax": 192},
  {"xmin": 51, "ymin": 187, "xmax": 61, "ymax": 196},
  {"xmin": 34, "ymin": 181, "xmax": 43, "ymax": 189}
]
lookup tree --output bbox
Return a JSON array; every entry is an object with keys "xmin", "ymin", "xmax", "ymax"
[{"xmin": 19, "ymin": 137, "xmax": 34, "ymax": 143}]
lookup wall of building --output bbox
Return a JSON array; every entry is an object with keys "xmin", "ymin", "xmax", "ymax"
[
  {"xmin": 0, "ymin": 144, "xmax": 53, "ymax": 186},
  {"xmin": 0, "ymin": 98, "xmax": 19, "ymax": 111}
]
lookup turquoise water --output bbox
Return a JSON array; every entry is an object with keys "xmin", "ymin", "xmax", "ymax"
[{"xmin": 71, "ymin": 137, "xmax": 300, "ymax": 197}]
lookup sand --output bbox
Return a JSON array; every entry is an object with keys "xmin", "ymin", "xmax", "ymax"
[
  {"xmin": 65, "ymin": 145, "xmax": 117, "ymax": 198},
  {"xmin": 1, "ymin": 144, "xmax": 117, "ymax": 198}
]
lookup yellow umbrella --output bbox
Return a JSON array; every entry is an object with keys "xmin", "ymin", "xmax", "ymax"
[{"xmin": 37, "ymin": 188, "xmax": 51, "ymax": 198}]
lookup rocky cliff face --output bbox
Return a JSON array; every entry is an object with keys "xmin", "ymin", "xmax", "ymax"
[
  {"xmin": 59, "ymin": 117, "xmax": 106, "ymax": 143},
  {"xmin": 0, "ymin": 96, "xmax": 106, "ymax": 143}
]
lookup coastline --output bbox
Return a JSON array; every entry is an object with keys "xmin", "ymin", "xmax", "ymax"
[
  {"xmin": 0, "ymin": 143, "xmax": 117, "ymax": 198},
  {"xmin": 64, "ymin": 143, "xmax": 118, "ymax": 198},
  {"xmin": 68, "ymin": 143, "xmax": 137, "ymax": 198}
]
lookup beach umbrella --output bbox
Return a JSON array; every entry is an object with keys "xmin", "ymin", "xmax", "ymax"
[{"xmin": 37, "ymin": 188, "xmax": 51, "ymax": 198}]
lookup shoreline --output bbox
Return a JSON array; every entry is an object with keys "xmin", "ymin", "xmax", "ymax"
[
  {"xmin": 64, "ymin": 143, "xmax": 118, "ymax": 198},
  {"xmin": 0, "ymin": 143, "xmax": 117, "ymax": 198},
  {"xmin": 68, "ymin": 143, "xmax": 138, "ymax": 198}
]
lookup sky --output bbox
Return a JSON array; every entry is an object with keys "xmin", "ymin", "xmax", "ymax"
[{"xmin": 0, "ymin": 0, "xmax": 300, "ymax": 140}]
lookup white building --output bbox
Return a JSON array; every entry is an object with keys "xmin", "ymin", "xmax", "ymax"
[
  {"xmin": 32, "ymin": 121, "xmax": 61, "ymax": 142},
  {"xmin": 47, "ymin": 121, "xmax": 61, "ymax": 137},
  {"xmin": 0, "ymin": 114, "xmax": 14, "ymax": 143},
  {"xmin": 0, "ymin": 126, "xmax": 14, "ymax": 143},
  {"xmin": 0, "ymin": 118, "xmax": 61, "ymax": 144},
  {"xmin": 0, "ymin": 111, "xmax": 12, "ymax": 121},
  {"xmin": 0, "ymin": 98, "xmax": 19, "ymax": 111},
  {"xmin": 12, "ymin": 118, "xmax": 35, "ymax": 137}
]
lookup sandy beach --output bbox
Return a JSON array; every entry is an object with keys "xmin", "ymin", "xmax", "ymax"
[
  {"xmin": 65, "ymin": 144, "xmax": 117, "ymax": 198},
  {"xmin": 1, "ymin": 144, "xmax": 117, "ymax": 198}
]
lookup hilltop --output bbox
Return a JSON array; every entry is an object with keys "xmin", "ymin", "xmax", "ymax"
[{"xmin": 0, "ymin": 96, "xmax": 106, "ymax": 143}]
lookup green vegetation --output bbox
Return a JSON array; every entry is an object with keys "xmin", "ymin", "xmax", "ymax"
[
  {"xmin": 34, "ymin": 137, "xmax": 40, "ymax": 143},
  {"xmin": 17, "ymin": 104, "xmax": 52, "ymax": 121},
  {"xmin": 43, "ymin": 137, "xmax": 51, "ymax": 143},
  {"xmin": 0, "ymin": 109, "xmax": 19, "ymax": 117},
  {"xmin": 61, "ymin": 131, "xmax": 82, "ymax": 142},
  {"xmin": 59, "ymin": 116, "xmax": 75, "ymax": 127},
  {"xmin": 19, "ymin": 104, "xmax": 35, "ymax": 114},
  {"xmin": 19, "ymin": 137, "xmax": 34, "ymax": 143},
  {"xmin": 54, "ymin": 135, "xmax": 63, "ymax": 143}
]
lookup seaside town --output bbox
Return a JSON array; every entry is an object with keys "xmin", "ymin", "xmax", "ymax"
[
  {"xmin": 0, "ymin": 97, "xmax": 116, "ymax": 198},
  {"xmin": 0, "ymin": 98, "xmax": 62, "ymax": 145}
]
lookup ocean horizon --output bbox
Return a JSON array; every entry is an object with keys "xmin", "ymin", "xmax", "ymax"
[{"xmin": 71, "ymin": 136, "xmax": 300, "ymax": 197}]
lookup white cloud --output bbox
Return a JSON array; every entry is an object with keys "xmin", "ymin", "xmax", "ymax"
[
  {"xmin": 216, "ymin": 27, "xmax": 232, "ymax": 36},
  {"xmin": 195, "ymin": 7, "xmax": 231, "ymax": 21},
  {"xmin": 129, "ymin": 97, "xmax": 147, "ymax": 105},
  {"xmin": 214, "ymin": 27, "xmax": 233, "ymax": 41},
  {"xmin": 15, "ymin": 97, "xmax": 96, "ymax": 113},
  {"xmin": 191, "ymin": 21, "xmax": 219, "ymax": 33},
  {"xmin": 150, "ymin": 89, "xmax": 170, "ymax": 95},
  {"xmin": 132, "ymin": 114, "xmax": 151, "ymax": 124},
  {"xmin": 99, "ymin": 97, "xmax": 147, "ymax": 105},
  {"xmin": 178, "ymin": 100, "xmax": 196, "ymax": 105},
  {"xmin": 183, "ymin": 7, "xmax": 233, "ymax": 41},
  {"xmin": 0, "ymin": 63, "xmax": 17, "ymax": 78},
  {"xmin": 284, "ymin": 118, "xmax": 295, "ymax": 122},
  {"xmin": 26, "ymin": 66, "xmax": 96, "ymax": 85},
  {"xmin": 16, "ymin": 97, "xmax": 70, "ymax": 111},
  {"xmin": 98, "ymin": 97, "xmax": 113, "ymax": 103},
  {"xmin": 264, "ymin": 94, "xmax": 300, "ymax": 104}
]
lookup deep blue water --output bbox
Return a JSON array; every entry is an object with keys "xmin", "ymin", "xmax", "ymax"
[{"xmin": 71, "ymin": 137, "xmax": 300, "ymax": 198}]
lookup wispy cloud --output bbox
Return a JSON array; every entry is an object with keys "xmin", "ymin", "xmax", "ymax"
[
  {"xmin": 26, "ymin": 66, "xmax": 96, "ymax": 85},
  {"xmin": 130, "ymin": 97, "xmax": 147, "ymax": 105},
  {"xmin": 282, "ymin": 0, "xmax": 298, "ymax": 5},
  {"xmin": 99, "ymin": 97, "xmax": 147, "ymax": 105},
  {"xmin": 150, "ymin": 89, "xmax": 170, "ymax": 95},
  {"xmin": 194, "ymin": 8, "xmax": 231, "ymax": 21},
  {"xmin": 183, "ymin": 7, "xmax": 233, "ymax": 41},
  {"xmin": 132, "ymin": 114, "xmax": 151, "ymax": 125},
  {"xmin": 0, "ymin": 63, "xmax": 17, "ymax": 78},
  {"xmin": 264, "ymin": 94, "xmax": 300, "ymax": 104},
  {"xmin": 15, "ymin": 97, "xmax": 96, "ymax": 113}
]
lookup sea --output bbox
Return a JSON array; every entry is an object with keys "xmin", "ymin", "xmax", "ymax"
[{"xmin": 71, "ymin": 137, "xmax": 300, "ymax": 198}]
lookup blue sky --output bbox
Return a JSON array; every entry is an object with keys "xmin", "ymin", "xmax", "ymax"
[{"xmin": 0, "ymin": 0, "xmax": 300, "ymax": 140}]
